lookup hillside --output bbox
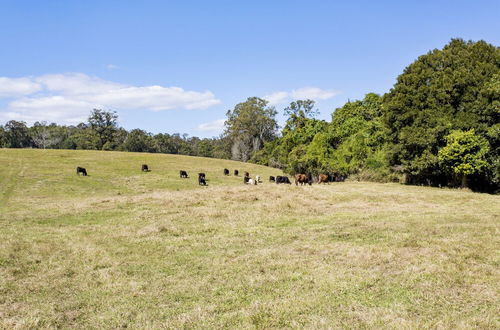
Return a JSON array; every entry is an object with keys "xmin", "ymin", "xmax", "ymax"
[{"xmin": 0, "ymin": 149, "xmax": 498, "ymax": 328}]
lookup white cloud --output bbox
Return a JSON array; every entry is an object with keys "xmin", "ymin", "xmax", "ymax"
[
  {"xmin": 0, "ymin": 73, "xmax": 221, "ymax": 125},
  {"xmin": 262, "ymin": 87, "xmax": 340, "ymax": 106},
  {"xmin": 197, "ymin": 119, "xmax": 225, "ymax": 132},
  {"xmin": 0, "ymin": 77, "xmax": 42, "ymax": 97},
  {"xmin": 263, "ymin": 91, "xmax": 289, "ymax": 105},
  {"xmin": 291, "ymin": 87, "xmax": 339, "ymax": 100},
  {"xmin": 106, "ymin": 64, "xmax": 119, "ymax": 70}
]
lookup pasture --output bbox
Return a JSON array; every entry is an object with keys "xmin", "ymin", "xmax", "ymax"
[{"xmin": 0, "ymin": 149, "xmax": 499, "ymax": 328}]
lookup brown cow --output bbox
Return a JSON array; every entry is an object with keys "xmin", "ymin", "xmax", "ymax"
[
  {"xmin": 294, "ymin": 174, "xmax": 311, "ymax": 186},
  {"xmin": 318, "ymin": 174, "xmax": 329, "ymax": 184}
]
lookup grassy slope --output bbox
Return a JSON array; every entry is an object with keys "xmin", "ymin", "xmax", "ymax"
[{"xmin": 0, "ymin": 149, "xmax": 499, "ymax": 329}]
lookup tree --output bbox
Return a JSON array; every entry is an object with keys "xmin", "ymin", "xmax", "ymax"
[
  {"xmin": 383, "ymin": 39, "xmax": 499, "ymax": 185},
  {"xmin": 283, "ymin": 99, "xmax": 318, "ymax": 131},
  {"xmin": 123, "ymin": 129, "xmax": 154, "ymax": 152},
  {"xmin": 88, "ymin": 109, "xmax": 118, "ymax": 150},
  {"xmin": 225, "ymin": 97, "xmax": 278, "ymax": 161},
  {"xmin": 0, "ymin": 125, "xmax": 7, "ymax": 148},
  {"xmin": 4, "ymin": 120, "xmax": 31, "ymax": 148},
  {"xmin": 30, "ymin": 122, "xmax": 62, "ymax": 149},
  {"xmin": 438, "ymin": 129, "xmax": 490, "ymax": 188}
]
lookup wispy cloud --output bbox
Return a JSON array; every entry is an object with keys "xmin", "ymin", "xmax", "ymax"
[
  {"xmin": 263, "ymin": 91, "xmax": 289, "ymax": 106},
  {"xmin": 0, "ymin": 77, "xmax": 42, "ymax": 97},
  {"xmin": 291, "ymin": 87, "xmax": 339, "ymax": 100},
  {"xmin": 106, "ymin": 64, "xmax": 119, "ymax": 70},
  {"xmin": 0, "ymin": 73, "xmax": 221, "ymax": 125},
  {"xmin": 263, "ymin": 86, "xmax": 340, "ymax": 105},
  {"xmin": 197, "ymin": 119, "xmax": 225, "ymax": 132}
]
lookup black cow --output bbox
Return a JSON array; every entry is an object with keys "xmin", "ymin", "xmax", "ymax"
[
  {"xmin": 269, "ymin": 176, "xmax": 275, "ymax": 182},
  {"xmin": 244, "ymin": 171, "xmax": 250, "ymax": 177},
  {"xmin": 243, "ymin": 175, "xmax": 250, "ymax": 184},
  {"xmin": 141, "ymin": 164, "xmax": 149, "ymax": 172},
  {"xmin": 276, "ymin": 176, "xmax": 291, "ymax": 184},
  {"xmin": 76, "ymin": 167, "xmax": 87, "ymax": 176},
  {"xmin": 234, "ymin": 169, "xmax": 239, "ymax": 176},
  {"xmin": 180, "ymin": 170, "xmax": 188, "ymax": 178},
  {"xmin": 224, "ymin": 168, "xmax": 229, "ymax": 175},
  {"xmin": 198, "ymin": 173, "xmax": 207, "ymax": 185}
]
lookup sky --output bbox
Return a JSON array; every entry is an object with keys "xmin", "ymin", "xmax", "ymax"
[{"xmin": 0, "ymin": 0, "xmax": 499, "ymax": 138}]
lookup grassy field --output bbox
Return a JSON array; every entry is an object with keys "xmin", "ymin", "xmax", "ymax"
[{"xmin": 0, "ymin": 149, "xmax": 499, "ymax": 329}]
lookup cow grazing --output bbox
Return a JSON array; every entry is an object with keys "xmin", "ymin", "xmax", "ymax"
[
  {"xmin": 198, "ymin": 172, "xmax": 207, "ymax": 185},
  {"xmin": 76, "ymin": 167, "xmax": 87, "ymax": 176},
  {"xmin": 269, "ymin": 176, "xmax": 275, "ymax": 182},
  {"xmin": 276, "ymin": 176, "xmax": 291, "ymax": 184},
  {"xmin": 247, "ymin": 178, "xmax": 257, "ymax": 185},
  {"xmin": 294, "ymin": 174, "xmax": 312, "ymax": 186},
  {"xmin": 180, "ymin": 170, "xmax": 188, "ymax": 178},
  {"xmin": 318, "ymin": 174, "xmax": 329, "ymax": 184},
  {"xmin": 224, "ymin": 168, "xmax": 229, "ymax": 175},
  {"xmin": 234, "ymin": 169, "xmax": 239, "ymax": 176},
  {"xmin": 255, "ymin": 175, "xmax": 261, "ymax": 183},
  {"xmin": 243, "ymin": 175, "xmax": 250, "ymax": 184},
  {"xmin": 141, "ymin": 164, "xmax": 149, "ymax": 172},
  {"xmin": 244, "ymin": 171, "xmax": 250, "ymax": 177}
]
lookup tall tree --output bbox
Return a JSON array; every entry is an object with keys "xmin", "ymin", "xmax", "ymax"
[
  {"xmin": 225, "ymin": 97, "xmax": 278, "ymax": 161},
  {"xmin": 88, "ymin": 109, "xmax": 118, "ymax": 150},
  {"xmin": 438, "ymin": 129, "xmax": 490, "ymax": 188},
  {"xmin": 4, "ymin": 120, "xmax": 31, "ymax": 148},
  {"xmin": 383, "ymin": 39, "xmax": 500, "ymax": 186},
  {"xmin": 283, "ymin": 99, "xmax": 318, "ymax": 131}
]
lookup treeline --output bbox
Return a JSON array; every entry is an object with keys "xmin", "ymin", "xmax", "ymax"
[
  {"xmin": 250, "ymin": 39, "xmax": 499, "ymax": 192},
  {"xmin": 1, "ymin": 39, "xmax": 498, "ymax": 192},
  {"xmin": 0, "ymin": 110, "xmax": 232, "ymax": 159}
]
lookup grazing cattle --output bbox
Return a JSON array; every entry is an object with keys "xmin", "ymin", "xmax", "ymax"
[
  {"xmin": 244, "ymin": 171, "xmax": 250, "ymax": 177},
  {"xmin": 318, "ymin": 174, "xmax": 329, "ymax": 184},
  {"xmin": 276, "ymin": 176, "xmax": 291, "ymax": 184},
  {"xmin": 179, "ymin": 170, "xmax": 188, "ymax": 178},
  {"xmin": 294, "ymin": 174, "xmax": 309, "ymax": 186},
  {"xmin": 234, "ymin": 169, "xmax": 239, "ymax": 176},
  {"xmin": 243, "ymin": 175, "xmax": 250, "ymax": 184},
  {"xmin": 224, "ymin": 168, "xmax": 229, "ymax": 175},
  {"xmin": 141, "ymin": 164, "xmax": 149, "ymax": 172},
  {"xmin": 198, "ymin": 172, "xmax": 207, "ymax": 185},
  {"xmin": 255, "ymin": 175, "xmax": 261, "ymax": 183},
  {"xmin": 335, "ymin": 175, "xmax": 346, "ymax": 182},
  {"xmin": 269, "ymin": 176, "xmax": 275, "ymax": 182},
  {"xmin": 247, "ymin": 178, "xmax": 257, "ymax": 185},
  {"xmin": 76, "ymin": 167, "xmax": 87, "ymax": 176}
]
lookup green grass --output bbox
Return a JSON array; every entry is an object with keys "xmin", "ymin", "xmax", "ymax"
[{"xmin": 0, "ymin": 149, "xmax": 499, "ymax": 329}]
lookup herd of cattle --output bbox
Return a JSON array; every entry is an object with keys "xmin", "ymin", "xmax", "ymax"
[{"xmin": 76, "ymin": 165, "xmax": 345, "ymax": 186}]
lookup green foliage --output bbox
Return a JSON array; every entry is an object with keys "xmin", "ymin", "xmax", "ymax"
[
  {"xmin": 225, "ymin": 97, "xmax": 278, "ymax": 161},
  {"xmin": 3, "ymin": 120, "xmax": 32, "ymax": 148},
  {"xmin": 123, "ymin": 129, "xmax": 155, "ymax": 152},
  {"xmin": 384, "ymin": 39, "xmax": 499, "ymax": 187},
  {"xmin": 0, "ymin": 126, "xmax": 6, "ymax": 147},
  {"xmin": 438, "ymin": 129, "xmax": 490, "ymax": 187},
  {"xmin": 88, "ymin": 109, "xmax": 119, "ymax": 150}
]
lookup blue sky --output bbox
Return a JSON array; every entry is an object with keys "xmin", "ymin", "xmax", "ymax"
[{"xmin": 0, "ymin": 0, "xmax": 499, "ymax": 137}]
